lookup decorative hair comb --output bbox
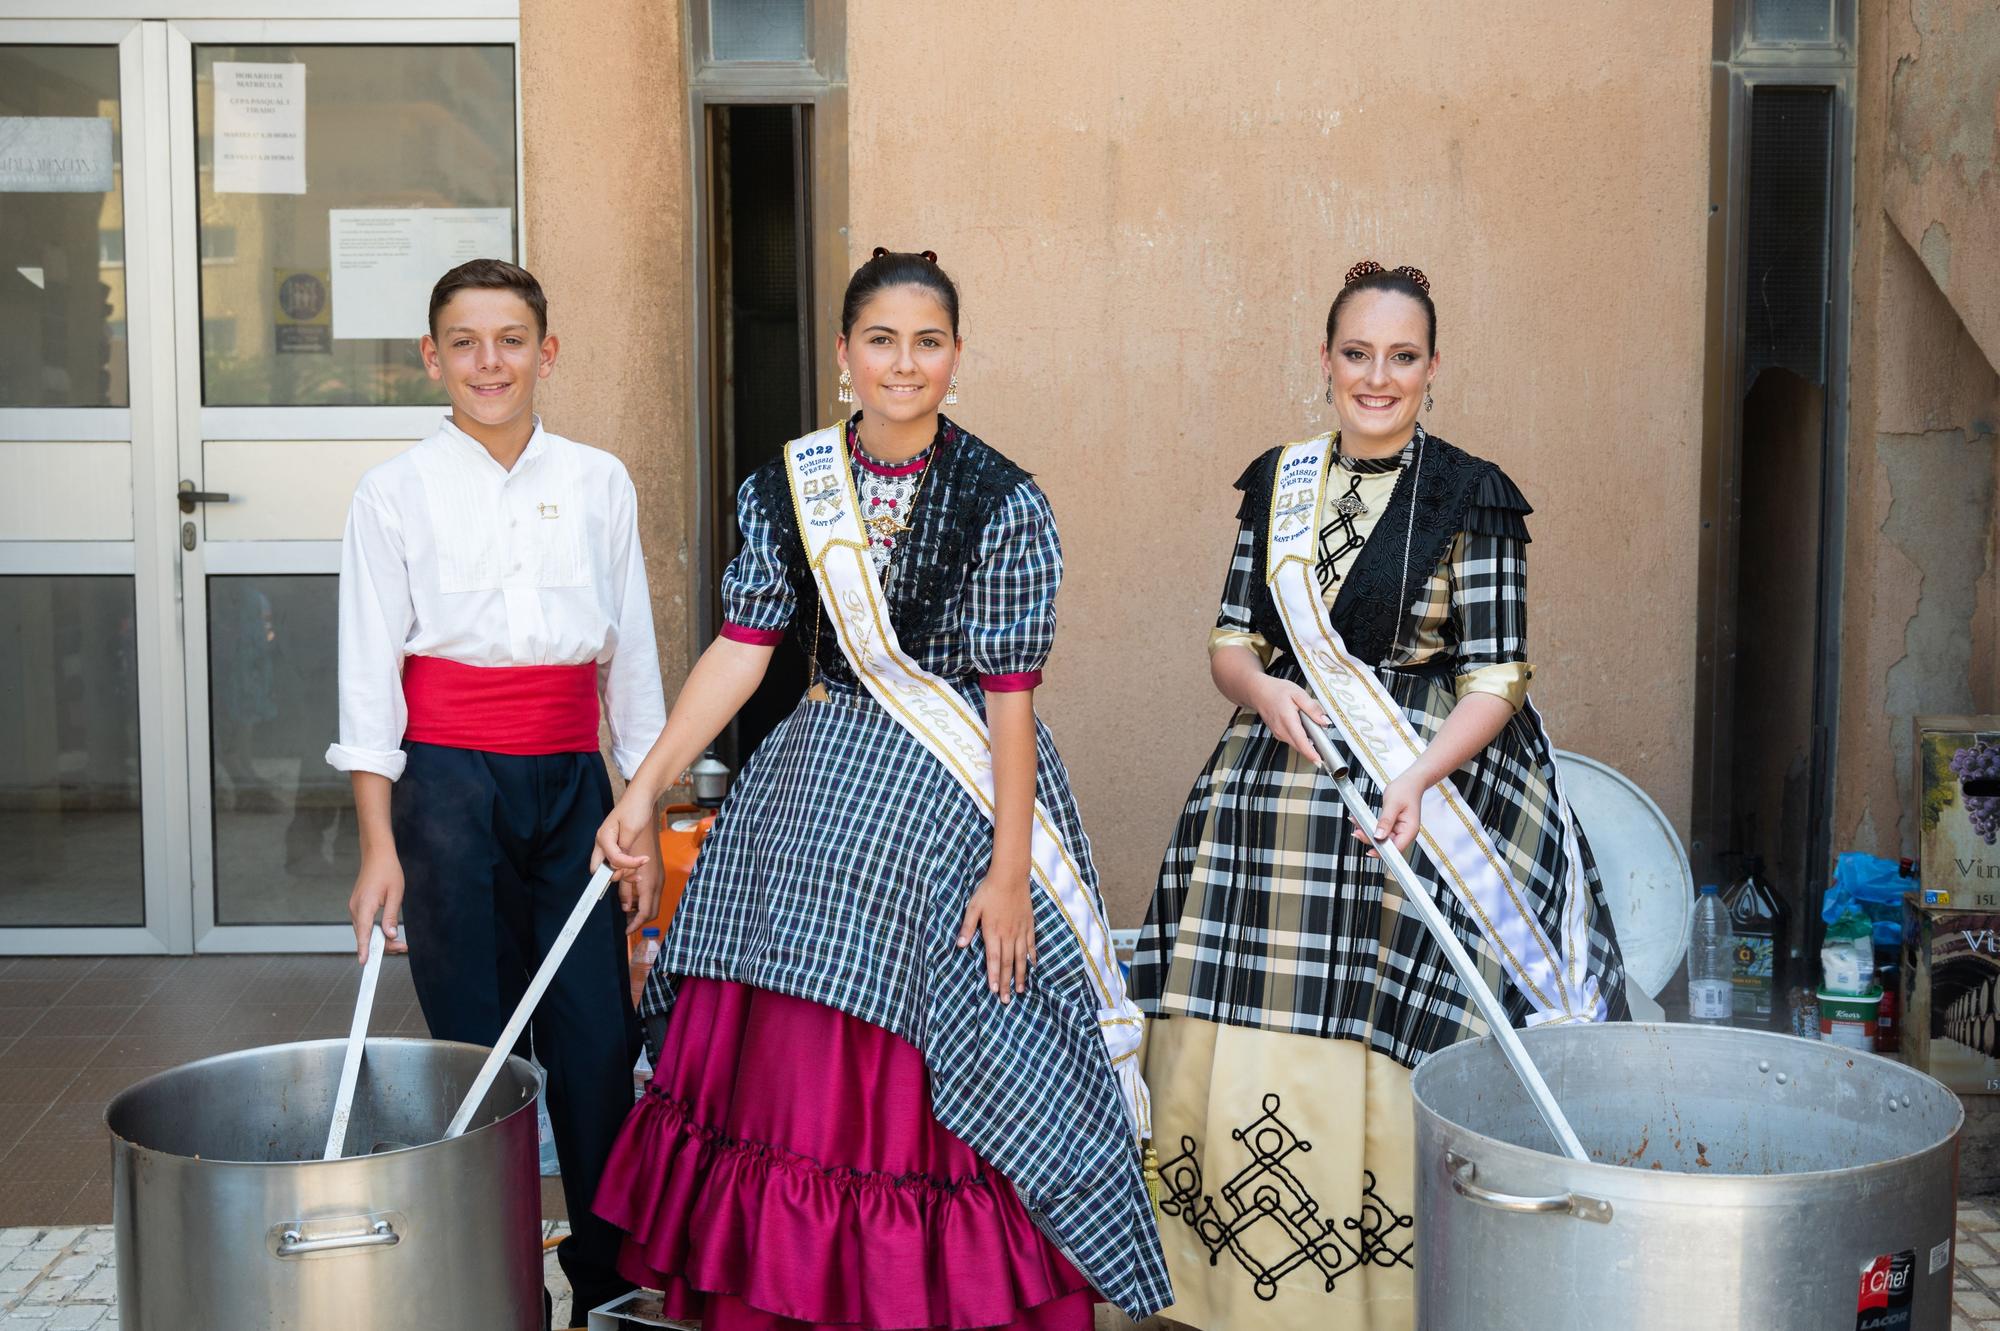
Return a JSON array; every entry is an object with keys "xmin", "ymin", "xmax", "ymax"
[
  {"xmin": 1344, "ymin": 259, "xmax": 1432, "ymax": 294},
  {"xmin": 870, "ymin": 247, "xmax": 941, "ymax": 263}
]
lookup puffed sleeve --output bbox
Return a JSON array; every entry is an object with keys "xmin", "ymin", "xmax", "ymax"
[
  {"xmin": 965, "ymin": 479, "xmax": 1061, "ymax": 691},
  {"xmin": 1210, "ymin": 447, "xmax": 1277, "ymax": 664},
  {"xmin": 1208, "ymin": 519, "xmax": 1274, "ymax": 664},
  {"xmin": 717, "ymin": 475, "xmax": 796, "ymax": 645},
  {"xmin": 1449, "ymin": 467, "xmax": 1536, "ymax": 710}
]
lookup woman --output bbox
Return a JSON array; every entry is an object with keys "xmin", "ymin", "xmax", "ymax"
[
  {"xmin": 1131, "ymin": 260, "xmax": 1629, "ymax": 1331},
  {"xmin": 591, "ymin": 249, "xmax": 1169, "ymax": 1330}
]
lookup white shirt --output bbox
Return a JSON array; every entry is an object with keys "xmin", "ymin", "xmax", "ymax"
[{"xmin": 325, "ymin": 416, "xmax": 667, "ymax": 782}]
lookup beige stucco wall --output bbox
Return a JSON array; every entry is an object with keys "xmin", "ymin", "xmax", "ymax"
[
  {"xmin": 520, "ymin": 0, "xmax": 698, "ymax": 692},
  {"xmin": 1837, "ymin": 0, "xmax": 2000, "ymax": 859},
  {"xmin": 845, "ymin": 3, "xmax": 1713, "ymax": 920}
]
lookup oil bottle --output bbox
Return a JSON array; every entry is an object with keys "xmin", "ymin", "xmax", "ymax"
[{"xmin": 1725, "ymin": 854, "xmax": 1789, "ymax": 1029}]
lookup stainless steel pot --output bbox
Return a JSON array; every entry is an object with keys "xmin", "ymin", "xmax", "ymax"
[
  {"xmin": 108, "ymin": 1038, "xmax": 543, "ymax": 1331},
  {"xmin": 1411, "ymin": 1022, "xmax": 1962, "ymax": 1330}
]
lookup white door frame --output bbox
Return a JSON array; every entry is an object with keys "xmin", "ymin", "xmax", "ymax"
[{"xmin": 169, "ymin": 16, "xmax": 523, "ymax": 952}]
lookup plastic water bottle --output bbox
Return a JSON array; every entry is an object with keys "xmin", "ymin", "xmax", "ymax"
[
  {"xmin": 532, "ymin": 1061, "xmax": 561, "ymax": 1177},
  {"xmin": 629, "ymin": 926, "xmax": 661, "ymax": 1008},
  {"xmin": 1687, "ymin": 884, "xmax": 1732, "ymax": 1025}
]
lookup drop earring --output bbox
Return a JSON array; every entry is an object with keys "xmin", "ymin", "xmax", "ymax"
[
  {"xmin": 1424, "ymin": 384, "xmax": 1434, "ymax": 414},
  {"xmin": 1324, "ymin": 379, "xmax": 1333, "ymax": 404},
  {"xmin": 944, "ymin": 375, "xmax": 960, "ymax": 406},
  {"xmin": 837, "ymin": 370, "xmax": 853, "ymax": 404}
]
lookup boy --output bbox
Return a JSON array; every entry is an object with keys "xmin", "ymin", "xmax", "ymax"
[{"xmin": 327, "ymin": 258, "xmax": 666, "ymax": 1324}]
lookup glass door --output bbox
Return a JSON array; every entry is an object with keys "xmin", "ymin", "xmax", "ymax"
[
  {"xmin": 168, "ymin": 19, "xmax": 522, "ymax": 950},
  {"xmin": 0, "ymin": 21, "xmax": 187, "ymax": 954},
  {"xmin": 0, "ymin": 13, "xmax": 522, "ymax": 954}
]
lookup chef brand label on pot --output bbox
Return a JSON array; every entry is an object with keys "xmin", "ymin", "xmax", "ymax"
[{"xmin": 1856, "ymin": 1250, "xmax": 1916, "ymax": 1331}]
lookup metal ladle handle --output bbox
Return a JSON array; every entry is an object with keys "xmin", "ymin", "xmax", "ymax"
[
  {"xmin": 1294, "ymin": 710, "xmax": 1591, "ymax": 1163},
  {"xmin": 444, "ymin": 864, "xmax": 616, "ymax": 1140}
]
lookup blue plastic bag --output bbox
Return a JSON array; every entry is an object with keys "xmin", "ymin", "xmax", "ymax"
[{"xmin": 1821, "ymin": 852, "xmax": 1906, "ymax": 947}]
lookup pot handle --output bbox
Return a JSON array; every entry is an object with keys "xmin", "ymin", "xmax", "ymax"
[
  {"xmin": 273, "ymin": 1218, "xmax": 401, "ymax": 1258},
  {"xmin": 1444, "ymin": 1151, "xmax": 1612, "ymax": 1225}
]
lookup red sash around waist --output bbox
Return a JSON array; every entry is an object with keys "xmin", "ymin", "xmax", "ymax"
[{"xmin": 402, "ymin": 656, "xmax": 600, "ymax": 756}]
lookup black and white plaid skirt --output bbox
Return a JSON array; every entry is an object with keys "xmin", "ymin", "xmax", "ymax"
[{"xmin": 1130, "ymin": 656, "xmax": 1630, "ymax": 1069}]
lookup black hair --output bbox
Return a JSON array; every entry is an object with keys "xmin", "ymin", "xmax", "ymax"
[
  {"xmin": 841, "ymin": 248, "xmax": 961, "ymax": 338},
  {"xmin": 429, "ymin": 258, "xmax": 548, "ymax": 337},
  {"xmin": 1325, "ymin": 260, "xmax": 1437, "ymax": 354}
]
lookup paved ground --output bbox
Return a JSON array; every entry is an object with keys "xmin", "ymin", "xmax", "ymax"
[
  {"xmin": 0, "ymin": 952, "xmax": 1987, "ymax": 1327},
  {"xmin": 4, "ymin": 1206, "xmax": 1996, "ymax": 1327},
  {"xmin": 1955, "ymin": 1197, "xmax": 2000, "ymax": 1326}
]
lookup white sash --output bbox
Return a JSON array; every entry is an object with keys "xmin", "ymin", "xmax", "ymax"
[
  {"xmin": 783, "ymin": 426, "xmax": 1151, "ymax": 1137},
  {"xmin": 1266, "ymin": 432, "xmax": 1606, "ymax": 1025}
]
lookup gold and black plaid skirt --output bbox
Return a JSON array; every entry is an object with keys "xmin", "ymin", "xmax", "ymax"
[{"xmin": 1131, "ymin": 659, "xmax": 1628, "ymax": 1329}]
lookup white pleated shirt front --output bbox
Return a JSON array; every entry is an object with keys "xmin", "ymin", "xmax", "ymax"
[{"xmin": 325, "ymin": 415, "xmax": 667, "ymax": 782}]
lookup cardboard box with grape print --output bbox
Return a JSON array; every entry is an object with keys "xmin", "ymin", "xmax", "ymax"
[{"xmin": 1917, "ymin": 716, "xmax": 2000, "ymax": 910}]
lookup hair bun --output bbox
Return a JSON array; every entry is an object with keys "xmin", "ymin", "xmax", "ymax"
[
  {"xmin": 871, "ymin": 246, "xmax": 889, "ymax": 260},
  {"xmin": 920, "ymin": 249, "xmax": 938, "ymax": 263},
  {"xmin": 1343, "ymin": 259, "xmax": 1433, "ymax": 295}
]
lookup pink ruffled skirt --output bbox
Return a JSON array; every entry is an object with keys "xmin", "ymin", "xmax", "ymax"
[{"xmin": 593, "ymin": 978, "xmax": 1097, "ymax": 1331}]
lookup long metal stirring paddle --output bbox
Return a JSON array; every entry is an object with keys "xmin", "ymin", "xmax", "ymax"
[
  {"xmin": 443, "ymin": 863, "xmax": 617, "ymax": 1141},
  {"xmin": 323, "ymin": 924, "xmax": 387, "ymax": 1161},
  {"xmin": 1296, "ymin": 711, "xmax": 1590, "ymax": 1162}
]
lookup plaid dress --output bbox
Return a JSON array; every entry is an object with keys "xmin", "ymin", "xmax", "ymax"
[
  {"xmin": 1132, "ymin": 431, "xmax": 1629, "ymax": 1055},
  {"xmin": 641, "ymin": 427, "xmax": 1172, "ymax": 1320},
  {"xmin": 1129, "ymin": 431, "xmax": 1627, "ymax": 1327}
]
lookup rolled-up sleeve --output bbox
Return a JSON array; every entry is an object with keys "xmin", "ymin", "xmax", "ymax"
[
  {"xmin": 601, "ymin": 470, "xmax": 667, "ymax": 778},
  {"xmin": 1448, "ymin": 530, "xmax": 1533, "ymax": 711},
  {"xmin": 719, "ymin": 476, "xmax": 796, "ymax": 645},
  {"xmin": 325, "ymin": 488, "xmax": 414, "ymax": 780},
  {"xmin": 967, "ymin": 481, "xmax": 1061, "ymax": 691}
]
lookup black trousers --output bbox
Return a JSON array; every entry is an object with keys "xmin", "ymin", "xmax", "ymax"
[{"xmin": 393, "ymin": 741, "xmax": 639, "ymax": 1317}]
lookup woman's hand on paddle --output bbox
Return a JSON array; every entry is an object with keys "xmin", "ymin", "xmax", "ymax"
[
  {"xmin": 1357, "ymin": 771, "xmax": 1425, "ymax": 858},
  {"xmin": 620, "ymin": 852, "xmax": 664, "ymax": 937},
  {"xmin": 959, "ymin": 871, "xmax": 1036, "ymax": 1002},
  {"xmin": 592, "ymin": 789, "xmax": 655, "ymax": 888},
  {"xmin": 1246, "ymin": 676, "xmax": 1329, "ymax": 765}
]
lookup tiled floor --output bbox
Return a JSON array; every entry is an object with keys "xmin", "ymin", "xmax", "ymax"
[{"xmin": 0, "ymin": 951, "xmax": 495, "ymax": 1228}]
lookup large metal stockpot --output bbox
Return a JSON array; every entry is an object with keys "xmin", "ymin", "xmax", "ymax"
[
  {"xmin": 1412, "ymin": 1022, "xmax": 1962, "ymax": 1330},
  {"xmin": 107, "ymin": 1038, "xmax": 543, "ymax": 1331}
]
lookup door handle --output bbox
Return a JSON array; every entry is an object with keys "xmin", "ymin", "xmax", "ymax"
[{"xmin": 177, "ymin": 480, "xmax": 231, "ymax": 514}]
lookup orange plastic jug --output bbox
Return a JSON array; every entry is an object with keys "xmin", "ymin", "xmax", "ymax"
[{"xmin": 626, "ymin": 803, "xmax": 716, "ymax": 961}]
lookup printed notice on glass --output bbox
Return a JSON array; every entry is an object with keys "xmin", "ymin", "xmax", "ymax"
[
  {"xmin": 0, "ymin": 117, "xmax": 114, "ymax": 193},
  {"xmin": 329, "ymin": 208, "xmax": 515, "ymax": 340},
  {"xmin": 213, "ymin": 61, "xmax": 307, "ymax": 195}
]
